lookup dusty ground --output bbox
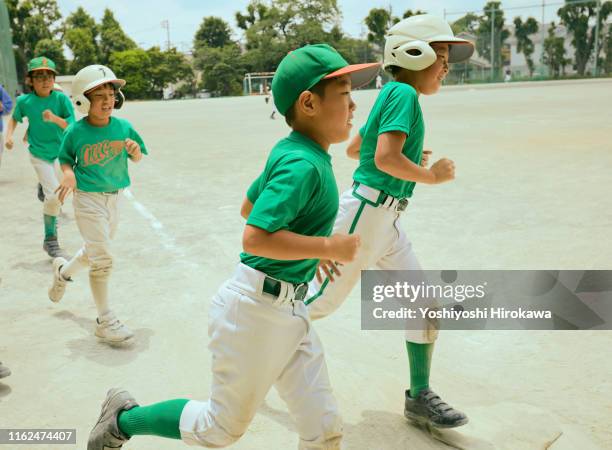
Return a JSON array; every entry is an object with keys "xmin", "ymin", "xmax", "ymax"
[{"xmin": 1, "ymin": 79, "xmax": 611, "ymax": 449}]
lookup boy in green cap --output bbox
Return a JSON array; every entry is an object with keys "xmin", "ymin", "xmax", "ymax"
[
  {"xmin": 306, "ymin": 15, "xmax": 474, "ymax": 429},
  {"xmin": 4, "ymin": 56, "xmax": 75, "ymax": 257},
  {"xmin": 87, "ymin": 44, "xmax": 379, "ymax": 450}
]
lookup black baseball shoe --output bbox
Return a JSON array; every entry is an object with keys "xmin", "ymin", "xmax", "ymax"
[
  {"xmin": 404, "ymin": 388, "xmax": 468, "ymax": 428},
  {"xmin": 43, "ymin": 236, "xmax": 67, "ymax": 258}
]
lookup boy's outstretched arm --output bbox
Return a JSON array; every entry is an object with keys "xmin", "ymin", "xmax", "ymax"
[
  {"xmin": 374, "ymin": 131, "xmax": 454, "ymax": 184},
  {"xmin": 243, "ymin": 225, "xmax": 360, "ymax": 264},
  {"xmin": 346, "ymin": 134, "xmax": 362, "ymax": 160}
]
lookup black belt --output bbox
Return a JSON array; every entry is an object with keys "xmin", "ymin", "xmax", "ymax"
[{"xmin": 262, "ymin": 277, "xmax": 308, "ymax": 301}]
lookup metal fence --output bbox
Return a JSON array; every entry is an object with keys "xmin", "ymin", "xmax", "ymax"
[
  {"xmin": 442, "ymin": 0, "xmax": 611, "ymax": 83},
  {"xmin": 0, "ymin": 0, "xmax": 18, "ymax": 97}
]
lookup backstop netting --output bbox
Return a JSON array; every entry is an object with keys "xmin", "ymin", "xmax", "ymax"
[{"xmin": 0, "ymin": 0, "xmax": 18, "ymax": 98}]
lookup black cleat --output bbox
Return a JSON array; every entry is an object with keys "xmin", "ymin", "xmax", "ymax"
[
  {"xmin": 404, "ymin": 388, "xmax": 468, "ymax": 429},
  {"xmin": 43, "ymin": 236, "xmax": 67, "ymax": 258}
]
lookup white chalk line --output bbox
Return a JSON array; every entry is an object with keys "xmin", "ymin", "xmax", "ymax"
[{"xmin": 123, "ymin": 189, "xmax": 198, "ymax": 268}]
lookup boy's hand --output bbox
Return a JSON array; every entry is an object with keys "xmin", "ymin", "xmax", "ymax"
[
  {"xmin": 55, "ymin": 171, "xmax": 76, "ymax": 204},
  {"xmin": 430, "ymin": 158, "xmax": 455, "ymax": 184},
  {"xmin": 316, "ymin": 260, "xmax": 342, "ymax": 283},
  {"xmin": 42, "ymin": 109, "xmax": 58, "ymax": 123},
  {"xmin": 421, "ymin": 149, "xmax": 432, "ymax": 167},
  {"xmin": 326, "ymin": 234, "xmax": 360, "ymax": 264},
  {"xmin": 5, "ymin": 136, "xmax": 14, "ymax": 150},
  {"xmin": 125, "ymin": 138, "xmax": 142, "ymax": 160}
]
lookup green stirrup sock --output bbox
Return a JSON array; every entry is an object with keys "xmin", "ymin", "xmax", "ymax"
[
  {"xmin": 406, "ymin": 341, "xmax": 434, "ymax": 398},
  {"xmin": 118, "ymin": 399, "xmax": 189, "ymax": 440},
  {"xmin": 43, "ymin": 214, "xmax": 57, "ymax": 239}
]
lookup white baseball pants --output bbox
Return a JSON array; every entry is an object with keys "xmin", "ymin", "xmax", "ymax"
[
  {"xmin": 180, "ymin": 263, "xmax": 342, "ymax": 449},
  {"xmin": 307, "ymin": 184, "xmax": 439, "ymax": 344}
]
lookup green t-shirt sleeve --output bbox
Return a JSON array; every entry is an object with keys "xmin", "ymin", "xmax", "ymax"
[
  {"xmin": 58, "ymin": 126, "xmax": 76, "ymax": 166},
  {"xmin": 128, "ymin": 124, "xmax": 148, "ymax": 155},
  {"xmin": 247, "ymin": 158, "xmax": 319, "ymax": 233},
  {"xmin": 359, "ymin": 124, "xmax": 366, "ymax": 137},
  {"xmin": 12, "ymin": 96, "xmax": 24, "ymax": 123},
  {"xmin": 378, "ymin": 85, "xmax": 417, "ymax": 136}
]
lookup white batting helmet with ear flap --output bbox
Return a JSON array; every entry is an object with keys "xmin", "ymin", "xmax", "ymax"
[
  {"xmin": 71, "ymin": 64, "xmax": 126, "ymax": 114},
  {"xmin": 384, "ymin": 14, "xmax": 474, "ymax": 71}
]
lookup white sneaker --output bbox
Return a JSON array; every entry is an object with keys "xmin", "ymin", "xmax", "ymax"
[
  {"xmin": 95, "ymin": 312, "xmax": 134, "ymax": 344},
  {"xmin": 48, "ymin": 257, "xmax": 69, "ymax": 303}
]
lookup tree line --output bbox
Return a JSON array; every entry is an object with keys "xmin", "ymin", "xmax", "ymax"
[{"xmin": 6, "ymin": 0, "xmax": 612, "ymax": 99}]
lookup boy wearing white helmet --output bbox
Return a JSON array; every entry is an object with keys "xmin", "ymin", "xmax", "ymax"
[
  {"xmin": 48, "ymin": 64, "xmax": 147, "ymax": 345},
  {"xmin": 306, "ymin": 15, "xmax": 474, "ymax": 429},
  {"xmin": 4, "ymin": 56, "xmax": 75, "ymax": 257}
]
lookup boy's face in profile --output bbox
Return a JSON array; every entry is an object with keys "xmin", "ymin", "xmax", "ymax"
[
  {"xmin": 314, "ymin": 74, "xmax": 356, "ymax": 145},
  {"xmin": 30, "ymin": 70, "xmax": 55, "ymax": 96},
  {"xmin": 418, "ymin": 43, "xmax": 449, "ymax": 95},
  {"xmin": 87, "ymin": 84, "xmax": 116, "ymax": 122}
]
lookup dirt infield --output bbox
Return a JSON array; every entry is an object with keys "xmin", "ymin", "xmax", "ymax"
[{"xmin": 1, "ymin": 79, "xmax": 611, "ymax": 449}]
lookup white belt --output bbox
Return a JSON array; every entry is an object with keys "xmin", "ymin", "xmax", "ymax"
[{"xmin": 352, "ymin": 183, "xmax": 409, "ymax": 212}]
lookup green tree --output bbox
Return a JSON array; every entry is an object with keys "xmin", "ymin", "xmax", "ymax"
[
  {"xmin": 605, "ymin": 26, "xmax": 612, "ymax": 74},
  {"xmin": 451, "ymin": 13, "xmax": 479, "ymax": 35},
  {"xmin": 64, "ymin": 7, "xmax": 99, "ymax": 72},
  {"xmin": 402, "ymin": 9, "xmax": 426, "ymax": 19},
  {"xmin": 513, "ymin": 17, "xmax": 539, "ymax": 76},
  {"xmin": 6, "ymin": 0, "xmax": 64, "ymax": 80},
  {"xmin": 34, "ymin": 38, "xmax": 67, "ymax": 73},
  {"xmin": 65, "ymin": 28, "xmax": 99, "ymax": 72},
  {"xmin": 364, "ymin": 8, "xmax": 393, "ymax": 50},
  {"xmin": 476, "ymin": 1, "xmax": 511, "ymax": 79},
  {"xmin": 109, "ymin": 48, "xmax": 152, "ymax": 99},
  {"xmin": 146, "ymin": 47, "xmax": 194, "ymax": 98},
  {"xmin": 194, "ymin": 16, "xmax": 233, "ymax": 50},
  {"xmin": 557, "ymin": 0, "xmax": 612, "ymax": 75},
  {"xmin": 99, "ymin": 9, "xmax": 136, "ymax": 65},
  {"xmin": 541, "ymin": 22, "xmax": 570, "ymax": 77},
  {"xmin": 194, "ymin": 44, "xmax": 244, "ymax": 97}
]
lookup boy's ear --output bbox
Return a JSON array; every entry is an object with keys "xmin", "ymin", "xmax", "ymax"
[{"xmin": 296, "ymin": 91, "xmax": 316, "ymax": 118}]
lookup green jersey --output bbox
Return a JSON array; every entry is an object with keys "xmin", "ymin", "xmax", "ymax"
[
  {"xmin": 241, "ymin": 131, "xmax": 339, "ymax": 284},
  {"xmin": 58, "ymin": 117, "xmax": 147, "ymax": 193},
  {"xmin": 12, "ymin": 91, "xmax": 75, "ymax": 162},
  {"xmin": 354, "ymin": 81, "xmax": 425, "ymax": 199}
]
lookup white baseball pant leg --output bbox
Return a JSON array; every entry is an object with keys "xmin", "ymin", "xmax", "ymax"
[
  {"xmin": 180, "ymin": 264, "xmax": 342, "ymax": 449},
  {"xmin": 307, "ymin": 186, "xmax": 438, "ymax": 343},
  {"xmin": 29, "ymin": 154, "xmax": 62, "ymax": 216},
  {"xmin": 62, "ymin": 191, "xmax": 120, "ymax": 316}
]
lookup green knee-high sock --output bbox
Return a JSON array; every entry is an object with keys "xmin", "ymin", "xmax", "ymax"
[
  {"xmin": 406, "ymin": 341, "xmax": 434, "ymax": 398},
  {"xmin": 118, "ymin": 399, "xmax": 189, "ymax": 440},
  {"xmin": 43, "ymin": 214, "xmax": 57, "ymax": 239}
]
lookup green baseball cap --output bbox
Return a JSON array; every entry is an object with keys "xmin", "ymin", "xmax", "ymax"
[
  {"xmin": 28, "ymin": 56, "xmax": 57, "ymax": 74},
  {"xmin": 272, "ymin": 44, "xmax": 380, "ymax": 115}
]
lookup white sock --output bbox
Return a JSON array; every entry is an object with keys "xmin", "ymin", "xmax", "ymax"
[
  {"xmin": 60, "ymin": 248, "xmax": 89, "ymax": 280},
  {"xmin": 89, "ymin": 274, "xmax": 111, "ymax": 318}
]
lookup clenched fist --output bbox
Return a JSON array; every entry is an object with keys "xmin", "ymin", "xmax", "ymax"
[
  {"xmin": 430, "ymin": 158, "xmax": 455, "ymax": 184},
  {"xmin": 326, "ymin": 233, "xmax": 361, "ymax": 264}
]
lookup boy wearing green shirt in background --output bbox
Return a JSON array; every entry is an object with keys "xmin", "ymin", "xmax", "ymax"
[
  {"xmin": 4, "ymin": 57, "xmax": 75, "ymax": 257},
  {"xmin": 49, "ymin": 64, "xmax": 146, "ymax": 345}
]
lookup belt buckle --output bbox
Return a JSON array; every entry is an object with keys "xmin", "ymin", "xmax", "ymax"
[
  {"xmin": 396, "ymin": 198, "xmax": 409, "ymax": 212},
  {"xmin": 294, "ymin": 283, "xmax": 308, "ymax": 301}
]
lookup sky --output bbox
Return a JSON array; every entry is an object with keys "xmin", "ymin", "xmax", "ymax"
[{"xmin": 56, "ymin": 0, "xmax": 564, "ymax": 51}]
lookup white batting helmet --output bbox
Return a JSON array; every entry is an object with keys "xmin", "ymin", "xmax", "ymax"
[
  {"xmin": 72, "ymin": 65, "xmax": 126, "ymax": 114},
  {"xmin": 384, "ymin": 14, "xmax": 474, "ymax": 71}
]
